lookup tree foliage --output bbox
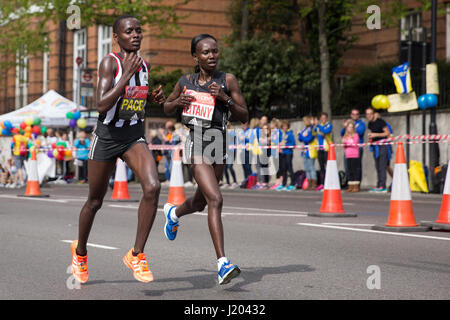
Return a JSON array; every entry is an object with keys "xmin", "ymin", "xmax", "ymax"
[
  {"xmin": 219, "ymin": 37, "xmax": 319, "ymax": 117},
  {"xmin": 0, "ymin": 0, "xmax": 189, "ymax": 70}
]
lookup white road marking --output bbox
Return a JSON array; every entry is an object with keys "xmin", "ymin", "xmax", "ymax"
[
  {"xmin": 297, "ymin": 223, "xmax": 450, "ymax": 241},
  {"xmin": 223, "ymin": 206, "xmax": 308, "ymax": 214},
  {"xmin": 61, "ymin": 240, "xmax": 119, "ymax": 250},
  {"xmin": 322, "ymin": 223, "xmax": 375, "ymax": 226},
  {"xmin": 108, "ymin": 204, "xmax": 307, "ymax": 216},
  {"xmin": 0, "ymin": 194, "xmax": 68, "ymax": 203}
]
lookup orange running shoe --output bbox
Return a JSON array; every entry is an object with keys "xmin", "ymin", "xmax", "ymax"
[
  {"xmin": 123, "ymin": 248, "xmax": 154, "ymax": 283},
  {"xmin": 70, "ymin": 240, "xmax": 89, "ymax": 283}
]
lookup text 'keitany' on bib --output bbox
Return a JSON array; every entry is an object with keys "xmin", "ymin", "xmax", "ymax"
[
  {"xmin": 181, "ymin": 89, "xmax": 216, "ymax": 128},
  {"xmin": 118, "ymin": 85, "xmax": 148, "ymax": 121}
]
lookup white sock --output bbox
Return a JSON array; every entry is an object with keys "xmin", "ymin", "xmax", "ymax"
[
  {"xmin": 170, "ymin": 207, "xmax": 179, "ymax": 222},
  {"xmin": 217, "ymin": 257, "xmax": 228, "ymax": 270}
]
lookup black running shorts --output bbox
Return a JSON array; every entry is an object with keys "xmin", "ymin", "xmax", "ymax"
[
  {"xmin": 88, "ymin": 132, "xmax": 147, "ymax": 162},
  {"xmin": 184, "ymin": 128, "xmax": 228, "ymax": 165}
]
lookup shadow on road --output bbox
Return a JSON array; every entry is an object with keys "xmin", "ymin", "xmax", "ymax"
[{"xmin": 142, "ymin": 264, "xmax": 315, "ymax": 297}]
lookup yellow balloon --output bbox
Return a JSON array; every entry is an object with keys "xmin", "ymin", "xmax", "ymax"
[
  {"xmin": 53, "ymin": 149, "xmax": 59, "ymax": 158},
  {"xmin": 25, "ymin": 117, "xmax": 33, "ymax": 126},
  {"xmin": 371, "ymin": 94, "xmax": 390, "ymax": 110},
  {"xmin": 77, "ymin": 118, "xmax": 87, "ymax": 129}
]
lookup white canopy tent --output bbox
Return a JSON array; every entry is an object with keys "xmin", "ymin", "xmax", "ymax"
[{"xmin": 0, "ymin": 90, "xmax": 89, "ymax": 127}]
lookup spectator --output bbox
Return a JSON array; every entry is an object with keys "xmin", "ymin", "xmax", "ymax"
[
  {"xmin": 374, "ymin": 112, "xmax": 394, "ymax": 180},
  {"xmin": 257, "ymin": 123, "xmax": 271, "ymax": 189},
  {"xmin": 365, "ymin": 107, "xmax": 391, "ymax": 193},
  {"xmin": 5, "ymin": 157, "xmax": 18, "ymax": 188},
  {"xmin": 222, "ymin": 122, "xmax": 238, "ymax": 189},
  {"xmin": 238, "ymin": 121, "xmax": 252, "ymax": 180},
  {"xmin": 11, "ymin": 134, "xmax": 28, "ymax": 187},
  {"xmin": 342, "ymin": 121, "xmax": 361, "ymax": 192},
  {"xmin": 314, "ymin": 112, "xmax": 333, "ymax": 191},
  {"xmin": 74, "ymin": 130, "xmax": 91, "ymax": 183},
  {"xmin": 162, "ymin": 121, "xmax": 176, "ymax": 184},
  {"xmin": 148, "ymin": 129, "xmax": 163, "ymax": 168},
  {"xmin": 275, "ymin": 120, "xmax": 296, "ymax": 191},
  {"xmin": 341, "ymin": 108, "xmax": 366, "ymax": 184},
  {"xmin": 269, "ymin": 118, "xmax": 283, "ymax": 189},
  {"xmin": 298, "ymin": 116, "xmax": 318, "ymax": 190},
  {"xmin": 0, "ymin": 162, "xmax": 13, "ymax": 187}
]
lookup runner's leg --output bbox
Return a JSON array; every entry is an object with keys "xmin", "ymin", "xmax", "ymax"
[
  {"xmin": 122, "ymin": 142, "xmax": 160, "ymax": 254},
  {"xmin": 77, "ymin": 159, "xmax": 115, "ymax": 256}
]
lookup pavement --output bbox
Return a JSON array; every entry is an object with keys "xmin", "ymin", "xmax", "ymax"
[{"xmin": 0, "ymin": 183, "xmax": 449, "ymax": 301}]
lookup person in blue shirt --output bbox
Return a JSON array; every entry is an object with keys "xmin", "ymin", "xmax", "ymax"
[
  {"xmin": 298, "ymin": 116, "xmax": 318, "ymax": 190},
  {"xmin": 340, "ymin": 108, "xmax": 366, "ymax": 184},
  {"xmin": 74, "ymin": 130, "xmax": 91, "ymax": 183},
  {"xmin": 275, "ymin": 120, "xmax": 296, "ymax": 191},
  {"xmin": 313, "ymin": 112, "xmax": 333, "ymax": 189},
  {"xmin": 237, "ymin": 121, "xmax": 253, "ymax": 179}
]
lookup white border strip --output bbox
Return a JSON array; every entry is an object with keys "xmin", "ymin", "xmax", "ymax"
[{"xmin": 297, "ymin": 223, "xmax": 450, "ymax": 241}]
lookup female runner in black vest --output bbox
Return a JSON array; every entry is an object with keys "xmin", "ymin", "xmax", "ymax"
[
  {"xmin": 70, "ymin": 15, "xmax": 165, "ymax": 284},
  {"xmin": 164, "ymin": 34, "xmax": 248, "ymax": 285}
]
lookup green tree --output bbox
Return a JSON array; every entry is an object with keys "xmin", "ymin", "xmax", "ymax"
[
  {"xmin": 219, "ymin": 37, "xmax": 319, "ymax": 117},
  {"xmin": 0, "ymin": 0, "xmax": 189, "ymax": 70}
]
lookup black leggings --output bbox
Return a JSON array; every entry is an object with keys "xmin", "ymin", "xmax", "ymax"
[{"xmin": 280, "ymin": 153, "xmax": 294, "ymax": 186}]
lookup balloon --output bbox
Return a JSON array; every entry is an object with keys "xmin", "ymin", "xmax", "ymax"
[
  {"xmin": 20, "ymin": 122, "xmax": 26, "ymax": 130},
  {"xmin": 66, "ymin": 112, "xmax": 74, "ymax": 119},
  {"xmin": 19, "ymin": 129, "xmax": 24, "ymax": 135},
  {"xmin": 77, "ymin": 118, "xmax": 87, "ymax": 129},
  {"xmin": 425, "ymin": 94, "xmax": 438, "ymax": 108},
  {"xmin": 3, "ymin": 120, "xmax": 12, "ymax": 130},
  {"xmin": 47, "ymin": 150, "xmax": 54, "ymax": 158},
  {"xmin": 25, "ymin": 126, "xmax": 32, "ymax": 133},
  {"xmin": 24, "ymin": 132, "xmax": 32, "ymax": 139},
  {"xmin": 56, "ymin": 141, "xmax": 67, "ymax": 148},
  {"xmin": 417, "ymin": 94, "xmax": 427, "ymax": 110},
  {"xmin": 2, "ymin": 128, "xmax": 11, "ymax": 136},
  {"xmin": 56, "ymin": 153, "xmax": 65, "ymax": 161},
  {"xmin": 0, "ymin": 121, "xmax": 4, "ymax": 129},
  {"xmin": 35, "ymin": 139, "xmax": 41, "ymax": 147},
  {"xmin": 32, "ymin": 126, "xmax": 41, "ymax": 135},
  {"xmin": 69, "ymin": 119, "xmax": 77, "ymax": 128},
  {"xmin": 11, "ymin": 128, "xmax": 20, "ymax": 134},
  {"xmin": 52, "ymin": 149, "xmax": 59, "ymax": 158},
  {"xmin": 73, "ymin": 110, "xmax": 82, "ymax": 120},
  {"xmin": 51, "ymin": 142, "xmax": 57, "ymax": 149},
  {"xmin": 33, "ymin": 118, "xmax": 41, "ymax": 126},
  {"xmin": 25, "ymin": 117, "xmax": 33, "ymax": 126},
  {"xmin": 371, "ymin": 94, "xmax": 390, "ymax": 109},
  {"xmin": 57, "ymin": 145, "xmax": 65, "ymax": 154},
  {"xmin": 64, "ymin": 149, "xmax": 72, "ymax": 158},
  {"xmin": 41, "ymin": 126, "xmax": 47, "ymax": 134}
]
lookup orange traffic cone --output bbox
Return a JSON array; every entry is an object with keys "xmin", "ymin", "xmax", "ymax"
[
  {"xmin": 372, "ymin": 142, "xmax": 429, "ymax": 232},
  {"xmin": 19, "ymin": 148, "xmax": 49, "ymax": 198},
  {"xmin": 420, "ymin": 160, "xmax": 450, "ymax": 230},
  {"xmin": 308, "ymin": 144, "xmax": 357, "ymax": 217},
  {"xmin": 167, "ymin": 147, "xmax": 186, "ymax": 206},
  {"xmin": 110, "ymin": 158, "xmax": 137, "ymax": 202}
]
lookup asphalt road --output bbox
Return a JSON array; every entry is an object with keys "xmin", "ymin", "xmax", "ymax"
[{"xmin": 0, "ymin": 183, "xmax": 449, "ymax": 301}]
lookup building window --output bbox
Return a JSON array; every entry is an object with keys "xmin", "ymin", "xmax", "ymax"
[
  {"xmin": 15, "ymin": 45, "xmax": 28, "ymax": 109},
  {"xmin": 400, "ymin": 11, "xmax": 422, "ymax": 42},
  {"xmin": 98, "ymin": 25, "xmax": 112, "ymax": 66},
  {"xmin": 73, "ymin": 28, "xmax": 87, "ymax": 105}
]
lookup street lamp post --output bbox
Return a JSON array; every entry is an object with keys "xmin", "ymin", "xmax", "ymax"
[{"xmin": 429, "ymin": 0, "xmax": 440, "ymax": 193}]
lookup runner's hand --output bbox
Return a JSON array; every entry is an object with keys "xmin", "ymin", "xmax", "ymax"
[
  {"xmin": 122, "ymin": 52, "xmax": 142, "ymax": 79},
  {"xmin": 151, "ymin": 85, "xmax": 166, "ymax": 104},
  {"xmin": 208, "ymin": 82, "xmax": 227, "ymax": 102},
  {"xmin": 177, "ymin": 86, "xmax": 195, "ymax": 108}
]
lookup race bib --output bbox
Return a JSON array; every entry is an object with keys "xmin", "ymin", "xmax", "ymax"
[
  {"xmin": 181, "ymin": 89, "xmax": 216, "ymax": 128},
  {"xmin": 118, "ymin": 85, "xmax": 148, "ymax": 121}
]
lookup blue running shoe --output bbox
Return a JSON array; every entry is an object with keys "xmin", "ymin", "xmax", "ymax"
[
  {"xmin": 275, "ymin": 185, "xmax": 285, "ymax": 191},
  {"xmin": 285, "ymin": 185, "xmax": 296, "ymax": 191},
  {"xmin": 218, "ymin": 260, "xmax": 241, "ymax": 285},
  {"xmin": 164, "ymin": 203, "xmax": 179, "ymax": 241}
]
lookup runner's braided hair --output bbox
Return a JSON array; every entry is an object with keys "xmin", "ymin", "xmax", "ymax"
[{"xmin": 190, "ymin": 34, "xmax": 217, "ymax": 73}]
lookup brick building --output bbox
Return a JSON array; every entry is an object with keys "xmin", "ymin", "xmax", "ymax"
[{"xmin": 1, "ymin": 0, "xmax": 449, "ymax": 120}]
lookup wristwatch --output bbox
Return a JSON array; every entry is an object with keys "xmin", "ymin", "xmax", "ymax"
[{"xmin": 226, "ymin": 97, "xmax": 235, "ymax": 108}]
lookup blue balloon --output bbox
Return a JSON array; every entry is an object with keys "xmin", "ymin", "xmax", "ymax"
[
  {"xmin": 425, "ymin": 94, "xmax": 438, "ymax": 108},
  {"xmin": 73, "ymin": 110, "xmax": 82, "ymax": 120},
  {"xmin": 2, "ymin": 128, "xmax": 11, "ymax": 136},
  {"xmin": 417, "ymin": 95, "xmax": 427, "ymax": 110},
  {"xmin": 3, "ymin": 120, "xmax": 12, "ymax": 130}
]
